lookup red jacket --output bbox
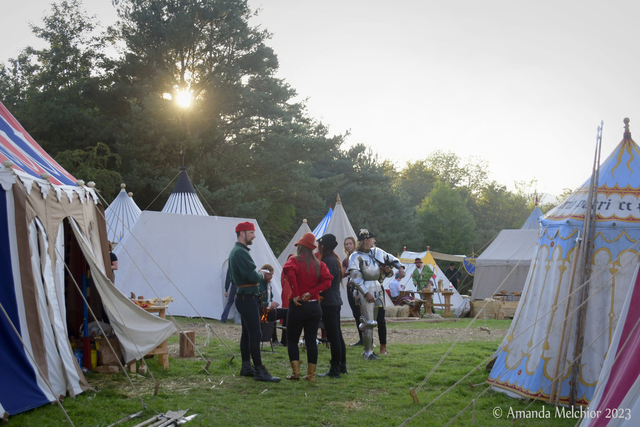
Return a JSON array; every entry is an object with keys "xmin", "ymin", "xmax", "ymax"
[{"xmin": 283, "ymin": 255, "xmax": 332, "ymax": 300}]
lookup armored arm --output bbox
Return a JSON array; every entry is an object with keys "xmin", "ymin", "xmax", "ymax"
[{"xmin": 348, "ymin": 254, "xmax": 369, "ymax": 295}]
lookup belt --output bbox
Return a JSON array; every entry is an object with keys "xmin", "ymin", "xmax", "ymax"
[{"xmin": 238, "ymin": 283, "xmax": 258, "ymax": 288}]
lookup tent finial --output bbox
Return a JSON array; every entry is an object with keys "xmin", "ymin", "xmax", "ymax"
[
  {"xmin": 336, "ymin": 193, "xmax": 342, "ymax": 204},
  {"xmin": 121, "ymin": 183, "xmax": 126, "ymax": 189},
  {"xmin": 303, "ymin": 219, "xmax": 307, "ymax": 223},
  {"xmin": 624, "ymin": 117, "xmax": 631, "ymax": 139}
]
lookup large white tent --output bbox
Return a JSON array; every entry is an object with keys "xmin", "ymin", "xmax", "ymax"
[
  {"xmin": 489, "ymin": 120, "xmax": 640, "ymax": 406},
  {"xmin": 472, "ymin": 207, "xmax": 543, "ymax": 300},
  {"xmin": 114, "ymin": 211, "xmax": 283, "ymax": 319},
  {"xmin": 0, "ymin": 102, "xmax": 174, "ymax": 417}
]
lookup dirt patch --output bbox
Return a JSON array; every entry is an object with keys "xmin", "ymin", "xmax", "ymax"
[{"xmin": 167, "ymin": 319, "xmax": 507, "ymax": 357}]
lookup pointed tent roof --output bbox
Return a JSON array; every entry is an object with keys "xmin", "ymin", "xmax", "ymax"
[
  {"xmin": 105, "ymin": 183, "xmax": 142, "ymax": 243},
  {"xmin": 161, "ymin": 166, "xmax": 208, "ymax": 215},
  {"xmin": 322, "ymin": 194, "xmax": 358, "ymax": 318},
  {"xmin": 312, "ymin": 207, "xmax": 332, "ymax": 238},
  {"xmin": 0, "ymin": 102, "xmax": 77, "ymax": 186},
  {"xmin": 277, "ymin": 219, "xmax": 312, "ymax": 266},
  {"xmin": 521, "ymin": 206, "xmax": 543, "ymax": 229},
  {"xmin": 489, "ymin": 119, "xmax": 640, "ymax": 406}
]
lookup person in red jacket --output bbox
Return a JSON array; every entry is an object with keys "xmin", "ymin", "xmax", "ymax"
[{"xmin": 283, "ymin": 232, "xmax": 332, "ymax": 382}]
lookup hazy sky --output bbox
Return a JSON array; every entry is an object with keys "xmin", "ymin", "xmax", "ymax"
[{"xmin": 2, "ymin": 0, "xmax": 639, "ymax": 197}]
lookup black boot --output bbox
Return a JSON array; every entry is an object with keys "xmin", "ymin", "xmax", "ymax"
[
  {"xmin": 240, "ymin": 361, "xmax": 255, "ymax": 377},
  {"xmin": 340, "ymin": 364, "xmax": 348, "ymax": 374},
  {"xmin": 318, "ymin": 363, "xmax": 341, "ymax": 379},
  {"xmin": 350, "ymin": 339, "xmax": 363, "ymax": 346},
  {"xmin": 254, "ymin": 365, "xmax": 281, "ymax": 382}
]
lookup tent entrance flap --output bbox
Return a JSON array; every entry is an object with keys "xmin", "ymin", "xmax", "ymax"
[{"xmin": 68, "ymin": 218, "xmax": 175, "ymax": 363}]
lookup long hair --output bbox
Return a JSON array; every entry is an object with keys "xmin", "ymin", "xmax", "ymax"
[
  {"xmin": 296, "ymin": 245, "xmax": 321, "ymax": 278},
  {"xmin": 355, "ymin": 239, "xmax": 367, "ymax": 252},
  {"xmin": 343, "ymin": 236, "xmax": 356, "ymax": 256},
  {"xmin": 319, "ymin": 244, "xmax": 344, "ymax": 279}
]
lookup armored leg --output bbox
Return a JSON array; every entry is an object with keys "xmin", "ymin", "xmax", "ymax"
[{"xmin": 358, "ymin": 293, "xmax": 378, "ymax": 360}]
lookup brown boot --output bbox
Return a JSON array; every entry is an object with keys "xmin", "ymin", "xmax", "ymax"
[
  {"xmin": 286, "ymin": 360, "xmax": 300, "ymax": 380},
  {"xmin": 380, "ymin": 345, "xmax": 388, "ymax": 355},
  {"xmin": 303, "ymin": 363, "xmax": 317, "ymax": 382}
]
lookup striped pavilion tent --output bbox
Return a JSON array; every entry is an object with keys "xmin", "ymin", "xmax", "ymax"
[
  {"xmin": 105, "ymin": 183, "xmax": 142, "ymax": 244},
  {"xmin": 0, "ymin": 102, "xmax": 174, "ymax": 418},
  {"xmin": 161, "ymin": 166, "xmax": 208, "ymax": 215}
]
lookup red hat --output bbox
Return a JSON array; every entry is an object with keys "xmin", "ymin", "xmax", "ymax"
[
  {"xmin": 295, "ymin": 232, "xmax": 317, "ymax": 250},
  {"xmin": 235, "ymin": 221, "xmax": 255, "ymax": 232}
]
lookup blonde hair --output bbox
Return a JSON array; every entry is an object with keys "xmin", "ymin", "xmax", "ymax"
[
  {"xmin": 295, "ymin": 245, "xmax": 321, "ymax": 278},
  {"xmin": 355, "ymin": 240, "xmax": 367, "ymax": 252},
  {"xmin": 343, "ymin": 236, "xmax": 356, "ymax": 256}
]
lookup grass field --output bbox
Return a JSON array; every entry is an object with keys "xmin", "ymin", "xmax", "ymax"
[{"xmin": 8, "ymin": 318, "xmax": 580, "ymax": 427}]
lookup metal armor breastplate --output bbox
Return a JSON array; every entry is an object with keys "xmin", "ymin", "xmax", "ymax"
[{"xmin": 349, "ymin": 251, "xmax": 381, "ymax": 281}]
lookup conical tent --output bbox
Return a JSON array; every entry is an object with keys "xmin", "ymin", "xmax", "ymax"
[
  {"xmin": 277, "ymin": 219, "xmax": 312, "ymax": 266},
  {"xmin": 312, "ymin": 207, "xmax": 332, "ymax": 238},
  {"xmin": 521, "ymin": 206, "xmax": 543, "ymax": 230},
  {"xmin": 0, "ymin": 102, "xmax": 174, "ymax": 417},
  {"xmin": 323, "ymin": 195, "xmax": 357, "ymax": 318},
  {"xmin": 489, "ymin": 120, "xmax": 640, "ymax": 406},
  {"xmin": 161, "ymin": 166, "xmax": 208, "ymax": 215},
  {"xmin": 105, "ymin": 183, "xmax": 142, "ymax": 244}
]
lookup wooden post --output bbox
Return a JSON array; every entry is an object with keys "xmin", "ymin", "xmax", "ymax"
[{"xmin": 180, "ymin": 331, "xmax": 195, "ymax": 357}]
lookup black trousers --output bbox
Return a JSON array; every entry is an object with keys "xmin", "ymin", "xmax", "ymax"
[
  {"xmin": 321, "ymin": 305, "xmax": 346, "ymax": 368},
  {"xmin": 269, "ymin": 308, "xmax": 288, "ymax": 343},
  {"xmin": 287, "ymin": 300, "xmax": 322, "ymax": 364},
  {"xmin": 347, "ymin": 284, "xmax": 362, "ymax": 340},
  {"xmin": 377, "ymin": 306, "xmax": 386, "ymax": 345},
  {"xmin": 235, "ymin": 294, "xmax": 262, "ymax": 366}
]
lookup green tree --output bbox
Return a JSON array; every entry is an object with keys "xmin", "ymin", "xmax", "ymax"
[
  {"xmin": 417, "ymin": 182, "xmax": 476, "ymax": 255},
  {"xmin": 55, "ymin": 142, "xmax": 123, "ymax": 201}
]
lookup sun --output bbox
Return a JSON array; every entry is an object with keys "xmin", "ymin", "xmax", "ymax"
[{"xmin": 175, "ymin": 89, "xmax": 192, "ymax": 108}]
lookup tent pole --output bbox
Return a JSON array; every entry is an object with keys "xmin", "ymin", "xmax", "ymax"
[{"xmin": 569, "ymin": 121, "xmax": 603, "ymax": 406}]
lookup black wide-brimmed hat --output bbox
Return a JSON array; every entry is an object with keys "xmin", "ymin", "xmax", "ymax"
[
  {"xmin": 357, "ymin": 229, "xmax": 376, "ymax": 241},
  {"xmin": 317, "ymin": 233, "xmax": 338, "ymax": 251}
]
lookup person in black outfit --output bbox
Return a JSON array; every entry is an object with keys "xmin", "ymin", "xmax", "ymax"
[
  {"xmin": 317, "ymin": 234, "xmax": 347, "ymax": 378},
  {"xmin": 342, "ymin": 236, "xmax": 362, "ymax": 346},
  {"xmin": 220, "ymin": 269, "xmax": 236, "ymax": 323},
  {"xmin": 444, "ymin": 263, "xmax": 461, "ymax": 290}
]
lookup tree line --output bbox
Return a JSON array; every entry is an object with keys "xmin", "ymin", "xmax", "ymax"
[{"xmin": 0, "ymin": 0, "xmax": 559, "ymax": 258}]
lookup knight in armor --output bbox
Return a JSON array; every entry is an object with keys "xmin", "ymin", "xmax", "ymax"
[{"xmin": 348, "ymin": 229, "xmax": 404, "ymax": 360}]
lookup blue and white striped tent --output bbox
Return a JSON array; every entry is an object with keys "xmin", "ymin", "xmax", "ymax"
[
  {"xmin": 312, "ymin": 207, "xmax": 332, "ymax": 238},
  {"xmin": 161, "ymin": 167, "xmax": 208, "ymax": 215}
]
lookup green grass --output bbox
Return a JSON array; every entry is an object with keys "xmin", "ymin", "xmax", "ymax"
[{"xmin": 8, "ymin": 318, "xmax": 576, "ymax": 427}]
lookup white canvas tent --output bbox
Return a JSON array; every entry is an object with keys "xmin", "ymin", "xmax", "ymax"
[
  {"xmin": 105, "ymin": 183, "xmax": 142, "ymax": 244},
  {"xmin": 319, "ymin": 195, "xmax": 358, "ymax": 318},
  {"xmin": 488, "ymin": 120, "xmax": 640, "ymax": 406},
  {"xmin": 0, "ymin": 102, "xmax": 174, "ymax": 416},
  {"xmin": 161, "ymin": 166, "xmax": 208, "ymax": 216},
  {"xmin": 472, "ymin": 207, "xmax": 543, "ymax": 300},
  {"xmin": 381, "ymin": 250, "xmax": 465, "ymax": 314},
  {"xmin": 471, "ymin": 229, "xmax": 539, "ymax": 300},
  {"xmin": 277, "ymin": 219, "xmax": 312, "ymax": 266},
  {"xmin": 114, "ymin": 211, "xmax": 283, "ymax": 320}
]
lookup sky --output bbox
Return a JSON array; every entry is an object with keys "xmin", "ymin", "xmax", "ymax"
[{"xmin": 2, "ymin": 0, "xmax": 640, "ymax": 198}]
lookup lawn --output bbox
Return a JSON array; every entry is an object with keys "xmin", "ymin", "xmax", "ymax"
[{"xmin": 7, "ymin": 318, "xmax": 579, "ymax": 426}]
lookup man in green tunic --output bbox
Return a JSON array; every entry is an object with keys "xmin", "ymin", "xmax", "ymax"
[{"xmin": 228, "ymin": 221, "xmax": 280, "ymax": 382}]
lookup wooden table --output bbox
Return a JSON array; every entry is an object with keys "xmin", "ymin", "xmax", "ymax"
[
  {"xmin": 420, "ymin": 291, "xmax": 454, "ymax": 318},
  {"xmin": 128, "ymin": 305, "xmax": 169, "ymax": 372}
]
